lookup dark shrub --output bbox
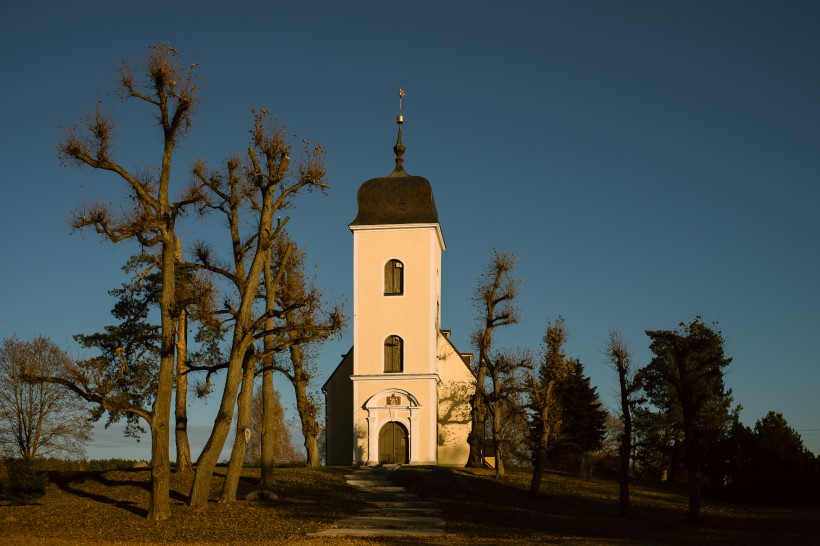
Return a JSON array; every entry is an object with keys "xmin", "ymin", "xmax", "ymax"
[{"xmin": 3, "ymin": 459, "xmax": 49, "ymax": 501}]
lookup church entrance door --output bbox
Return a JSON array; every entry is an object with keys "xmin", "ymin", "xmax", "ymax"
[{"xmin": 378, "ymin": 421, "xmax": 408, "ymax": 464}]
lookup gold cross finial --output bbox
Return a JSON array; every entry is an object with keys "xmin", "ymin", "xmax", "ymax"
[{"xmin": 397, "ymin": 88, "xmax": 405, "ymax": 124}]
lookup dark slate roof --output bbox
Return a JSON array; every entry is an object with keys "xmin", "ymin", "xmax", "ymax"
[
  {"xmin": 350, "ymin": 126, "xmax": 439, "ymax": 226},
  {"xmin": 350, "ymin": 170, "xmax": 439, "ymax": 226}
]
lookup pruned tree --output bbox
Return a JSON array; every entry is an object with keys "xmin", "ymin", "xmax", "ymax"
[
  {"xmin": 485, "ymin": 349, "xmax": 530, "ymax": 478},
  {"xmin": 467, "ymin": 249, "xmax": 520, "ymax": 468},
  {"xmin": 526, "ymin": 317, "xmax": 572, "ymax": 495},
  {"xmin": 0, "ymin": 337, "xmax": 92, "ymax": 460},
  {"xmin": 639, "ymin": 317, "xmax": 734, "ymax": 522},
  {"xmin": 188, "ymin": 110, "xmax": 328, "ymax": 508},
  {"xmin": 57, "ymin": 44, "xmax": 203, "ymax": 521},
  {"xmin": 269, "ymin": 235, "xmax": 345, "ymax": 468},
  {"xmin": 605, "ymin": 330, "xmax": 640, "ymax": 516}
]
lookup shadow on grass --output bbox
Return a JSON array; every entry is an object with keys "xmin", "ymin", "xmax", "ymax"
[
  {"xmin": 391, "ymin": 467, "xmax": 820, "ymax": 546},
  {"xmin": 47, "ymin": 468, "xmax": 187, "ymax": 518},
  {"xmin": 204, "ymin": 466, "xmax": 365, "ymax": 527}
]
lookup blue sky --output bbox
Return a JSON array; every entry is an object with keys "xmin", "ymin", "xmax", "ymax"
[{"xmin": 1, "ymin": 1, "xmax": 818, "ymax": 459}]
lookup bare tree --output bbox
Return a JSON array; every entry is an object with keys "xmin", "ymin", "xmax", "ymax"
[
  {"xmin": 526, "ymin": 317, "xmax": 572, "ymax": 495},
  {"xmin": 57, "ymin": 44, "xmax": 202, "ymax": 521},
  {"xmin": 269, "ymin": 235, "xmax": 345, "ymax": 468},
  {"xmin": 605, "ymin": 330, "xmax": 639, "ymax": 516},
  {"xmin": 188, "ymin": 110, "xmax": 328, "ymax": 508},
  {"xmin": 0, "ymin": 337, "xmax": 92, "ymax": 460},
  {"xmin": 467, "ymin": 249, "xmax": 520, "ymax": 467},
  {"xmin": 486, "ymin": 349, "xmax": 530, "ymax": 478}
]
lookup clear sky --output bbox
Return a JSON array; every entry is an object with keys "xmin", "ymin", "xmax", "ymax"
[{"xmin": 1, "ymin": 1, "xmax": 818, "ymax": 460}]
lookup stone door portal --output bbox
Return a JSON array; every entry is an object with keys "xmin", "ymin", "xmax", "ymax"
[{"xmin": 378, "ymin": 421, "xmax": 409, "ymax": 464}]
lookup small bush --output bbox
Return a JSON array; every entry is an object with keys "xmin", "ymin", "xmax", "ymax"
[{"xmin": 2, "ymin": 458, "xmax": 49, "ymax": 502}]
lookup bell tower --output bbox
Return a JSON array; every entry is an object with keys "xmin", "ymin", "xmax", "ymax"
[{"xmin": 348, "ymin": 90, "xmax": 445, "ymax": 465}]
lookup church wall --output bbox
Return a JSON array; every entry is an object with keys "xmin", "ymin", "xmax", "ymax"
[
  {"xmin": 323, "ymin": 351, "xmax": 354, "ymax": 466},
  {"xmin": 436, "ymin": 335, "xmax": 474, "ymax": 466}
]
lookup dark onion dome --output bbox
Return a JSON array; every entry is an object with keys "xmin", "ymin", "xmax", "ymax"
[{"xmin": 350, "ymin": 122, "xmax": 439, "ymax": 226}]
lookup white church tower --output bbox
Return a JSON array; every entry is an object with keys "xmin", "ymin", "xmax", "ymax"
[{"xmin": 323, "ymin": 91, "xmax": 473, "ymax": 466}]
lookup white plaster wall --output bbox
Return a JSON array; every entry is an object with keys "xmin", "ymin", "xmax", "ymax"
[{"xmin": 349, "ymin": 223, "xmax": 444, "ymax": 465}]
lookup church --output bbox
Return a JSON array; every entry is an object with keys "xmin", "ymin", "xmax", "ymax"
[{"xmin": 322, "ymin": 96, "xmax": 475, "ymax": 466}]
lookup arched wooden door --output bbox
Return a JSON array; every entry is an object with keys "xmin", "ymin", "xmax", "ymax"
[{"xmin": 378, "ymin": 421, "xmax": 409, "ymax": 464}]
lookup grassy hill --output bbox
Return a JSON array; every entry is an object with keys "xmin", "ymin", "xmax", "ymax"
[{"xmin": 1, "ymin": 465, "xmax": 817, "ymax": 545}]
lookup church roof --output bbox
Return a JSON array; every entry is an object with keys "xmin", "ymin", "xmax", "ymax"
[
  {"xmin": 350, "ymin": 99, "xmax": 439, "ymax": 227},
  {"xmin": 350, "ymin": 169, "xmax": 439, "ymax": 226}
]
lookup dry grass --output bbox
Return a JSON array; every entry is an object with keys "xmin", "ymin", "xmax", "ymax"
[
  {"xmin": 0, "ymin": 466, "xmax": 364, "ymax": 545},
  {"xmin": 1, "ymin": 465, "xmax": 818, "ymax": 545}
]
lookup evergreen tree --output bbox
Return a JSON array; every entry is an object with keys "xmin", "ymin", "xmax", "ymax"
[
  {"xmin": 639, "ymin": 317, "xmax": 734, "ymax": 522},
  {"xmin": 545, "ymin": 358, "xmax": 607, "ymax": 472}
]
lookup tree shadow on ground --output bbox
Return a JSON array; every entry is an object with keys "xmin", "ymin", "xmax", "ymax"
[
  {"xmin": 47, "ymin": 469, "xmax": 187, "ymax": 517},
  {"xmin": 392, "ymin": 467, "xmax": 820, "ymax": 546}
]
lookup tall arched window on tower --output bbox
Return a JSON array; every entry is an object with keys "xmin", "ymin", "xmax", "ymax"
[
  {"xmin": 384, "ymin": 259, "xmax": 404, "ymax": 295},
  {"xmin": 384, "ymin": 335, "xmax": 403, "ymax": 373}
]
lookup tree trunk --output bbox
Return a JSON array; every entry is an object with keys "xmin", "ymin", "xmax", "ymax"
[
  {"xmin": 304, "ymin": 431, "xmax": 320, "ymax": 467},
  {"xmin": 529, "ymin": 445, "xmax": 547, "ymax": 495},
  {"xmin": 687, "ymin": 463, "xmax": 702, "ymax": 522},
  {"xmin": 493, "ymin": 406, "xmax": 505, "ymax": 479},
  {"xmin": 618, "ymin": 420, "xmax": 632, "ymax": 516},
  {"xmin": 220, "ymin": 349, "xmax": 256, "ymax": 503},
  {"xmin": 174, "ymin": 300, "xmax": 193, "ymax": 474},
  {"xmin": 148, "ymin": 410, "xmax": 172, "ymax": 521},
  {"xmin": 188, "ymin": 341, "xmax": 252, "ymax": 510},
  {"xmin": 259, "ymin": 252, "xmax": 278, "ymax": 488},
  {"xmin": 529, "ymin": 407, "xmax": 549, "ymax": 495},
  {"xmin": 467, "ymin": 349, "xmax": 488, "ymax": 468},
  {"xmin": 467, "ymin": 392, "xmax": 486, "ymax": 467},
  {"xmin": 617, "ymin": 363, "xmax": 632, "ymax": 517},
  {"xmin": 290, "ymin": 345, "xmax": 320, "ymax": 467},
  {"xmin": 684, "ymin": 418, "xmax": 703, "ymax": 522},
  {"xmin": 147, "ymin": 230, "xmax": 178, "ymax": 521},
  {"xmin": 174, "ymin": 237, "xmax": 193, "ymax": 474},
  {"xmin": 259, "ymin": 367, "xmax": 276, "ymax": 488}
]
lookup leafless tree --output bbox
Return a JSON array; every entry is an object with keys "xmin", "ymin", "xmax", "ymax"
[
  {"xmin": 526, "ymin": 317, "xmax": 572, "ymax": 495},
  {"xmin": 605, "ymin": 330, "xmax": 639, "ymax": 516},
  {"xmin": 57, "ymin": 44, "xmax": 203, "ymax": 521},
  {"xmin": 0, "ymin": 337, "xmax": 92, "ymax": 460},
  {"xmin": 268, "ymin": 235, "xmax": 345, "ymax": 468},
  {"xmin": 486, "ymin": 349, "xmax": 530, "ymax": 478},
  {"xmin": 187, "ymin": 110, "xmax": 328, "ymax": 508},
  {"xmin": 467, "ymin": 249, "xmax": 520, "ymax": 468}
]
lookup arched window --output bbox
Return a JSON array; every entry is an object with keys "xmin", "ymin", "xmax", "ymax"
[
  {"xmin": 384, "ymin": 259, "xmax": 404, "ymax": 295},
  {"xmin": 384, "ymin": 335, "xmax": 403, "ymax": 373}
]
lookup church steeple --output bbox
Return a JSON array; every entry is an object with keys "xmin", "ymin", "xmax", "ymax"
[
  {"xmin": 350, "ymin": 89, "xmax": 439, "ymax": 227},
  {"xmin": 392, "ymin": 88, "xmax": 406, "ymax": 175}
]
